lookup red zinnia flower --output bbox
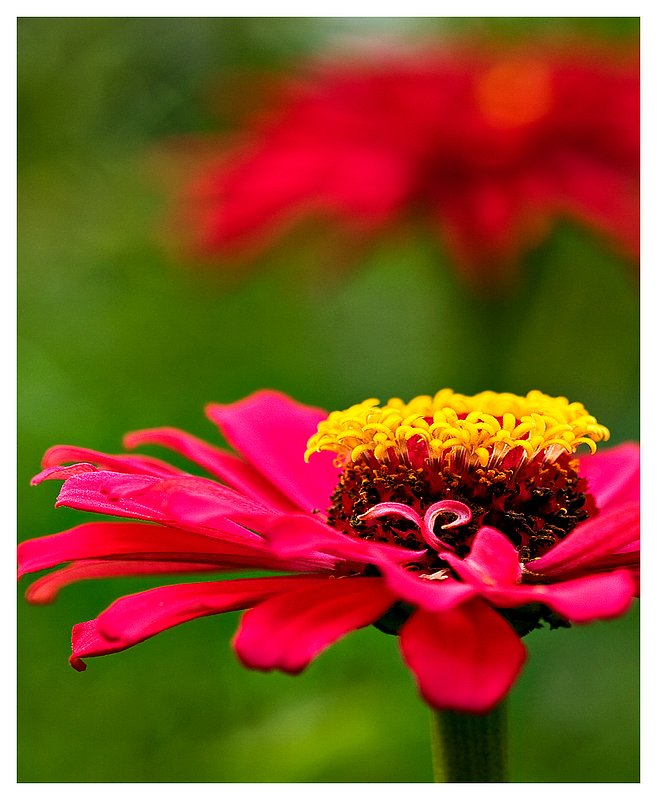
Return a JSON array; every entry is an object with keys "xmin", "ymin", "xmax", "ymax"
[
  {"xmin": 18, "ymin": 390, "xmax": 639, "ymax": 713},
  {"xmin": 177, "ymin": 44, "xmax": 639, "ymax": 288}
]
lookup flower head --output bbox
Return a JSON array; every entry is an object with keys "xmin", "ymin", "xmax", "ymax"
[
  {"xmin": 19, "ymin": 390, "xmax": 639, "ymax": 713},
  {"xmin": 177, "ymin": 44, "xmax": 639, "ymax": 288}
]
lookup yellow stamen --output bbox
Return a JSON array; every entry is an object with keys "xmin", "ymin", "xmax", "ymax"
[{"xmin": 305, "ymin": 389, "xmax": 610, "ymax": 465}]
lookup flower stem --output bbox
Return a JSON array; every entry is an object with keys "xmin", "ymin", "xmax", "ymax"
[{"xmin": 429, "ymin": 700, "xmax": 508, "ymax": 782}]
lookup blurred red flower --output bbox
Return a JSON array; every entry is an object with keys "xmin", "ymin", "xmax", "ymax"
[
  {"xmin": 175, "ymin": 43, "xmax": 639, "ymax": 288},
  {"xmin": 19, "ymin": 390, "xmax": 639, "ymax": 713}
]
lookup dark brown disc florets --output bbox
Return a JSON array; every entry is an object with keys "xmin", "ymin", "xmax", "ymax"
[{"xmin": 327, "ymin": 453, "xmax": 595, "ymax": 566}]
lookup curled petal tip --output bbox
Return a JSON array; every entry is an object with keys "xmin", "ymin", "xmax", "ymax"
[
  {"xmin": 69, "ymin": 656, "xmax": 87, "ymax": 672},
  {"xmin": 31, "ymin": 463, "xmax": 98, "ymax": 486},
  {"xmin": 424, "ymin": 500, "xmax": 472, "ymax": 530}
]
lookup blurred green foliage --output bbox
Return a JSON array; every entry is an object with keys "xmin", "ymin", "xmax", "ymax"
[{"xmin": 18, "ymin": 17, "xmax": 639, "ymax": 782}]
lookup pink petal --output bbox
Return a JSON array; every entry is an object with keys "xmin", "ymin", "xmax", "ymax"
[
  {"xmin": 449, "ymin": 564, "xmax": 636, "ymax": 623},
  {"xmin": 263, "ymin": 512, "xmax": 421, "ymax": 565},
  {"xmin": 552, "ymin": 153, "xmax": 639, "ymax": 254},
  {"xmin": 201, "ymin": 144, "xmax": 330, "ymax": 248},
  {"xmin": 17, "ymin": 521, "xmax": 265, "ymax": 578},
  {"xmin": 264, "ymin": 514, "xmax": 478, "ymax": 607},
  {"xmin": 437, "ymin": 526, "xmax": 636, "ymax": 622},
  {"xmin": 41, "ymin": 445, "xmax": 184, "ymax": 478},
  {"xmin": 399, "ymin": 601, "xmax": 526, "ymax": 713},
  {"xmin": 206, "ymin": 390, "xmax": 339, "ymax": 513},
  {"xmin": 31, "ymin": 462, "xmax": 98, "ymax": 485},
  {"xmin": 25, "ymin": 559, "xmax": 224, "ymax": 604},
  {"xmin": 527, "ymin": 502, "xmax": 639, "ymax": 578},
  {"xmin": 512, "ymin": 570, "xmax": 635, "ymax": 623},
  {"xmin": 585, "ymin": 545, "xmax": 639, "ymax": 572},
  {"xmin": 160, "ymin": 480, "xmax": 276, "ymax": 536},
  {"xmin": 442, "ymin": 526, "xmax": 521, "ymax": 586},
  {"xmin": 326, "ymin": 146, "xmax": 411, "ymax": 220},
  {"xmin": 358, "ymin": 502, "xmax": 423, "ymax": 527},
  {"xmin": 54, "ymin": 471, "xmax": 271, "ymax": 544},
  {"xmin": 54, "ymin": 471, "xmax": 163, "ymax": 517},
  {"xmin": 233, "ymin": 577, "xmax": 396, "ymax": 673},
  {"xmin": 70, "ymin": 575, "xmax": 327, "ymax": 670},
  {"xmin": 123, "ymin": 427, "xmax": 297, "ymax": 512},
  {"xmin": 377, "ymin": 560, "xmax": 476, "ymax": 613},
  {"xmin": 578, "ymin": 443, "xmax": 639, "ymax": 512},
  {"xmin": 16, "ymin": 519, "xmax": 316, "ymax": 587}
]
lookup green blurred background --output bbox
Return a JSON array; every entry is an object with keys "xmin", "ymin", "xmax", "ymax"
[{"xmin": 18, "ymin": 17, "xmax": 639, "ymax": 782}]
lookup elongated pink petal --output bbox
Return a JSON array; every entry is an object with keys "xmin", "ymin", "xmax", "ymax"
[
  {"xmin": 124, "ymin": 427, "xmax": 296, "ymax": 512},
  {"xmin": 616, "ymin": 540, "xmax": 640, "ymax": 554},
  {"xmin": 70, "ymin": 575, "xmax": 329, "ymax": 670},
  {"xmin": 159, "ymin": 480, "xmax": 276, "ymax": 537},
  {"xmin": 508, "ymin": 570, "xmax": 635, "ymax": 623},
  {"xmin": 578, "ymin": 443, "xmax": 639, "ymax": 511},
  {"xmin": 32, "ymin": 463, "xmax": 98, "ymax": 485},
  {"xmin": 441, "ymin": 526, "xmax": 521, "ymax": 586},
  {"xmin": 41, "ymin": 445, "xmax": 184, "ymax": 478},
  {"xmin": 263, "ymin": 512, "xmax": 422, "ymax": 565},
  {"xmin": 25, "ymin": 559, "xmax": 224, "ymax": 603},
  {"xmin": 206, "ymin": 390, "xmax": 339, "ymax": 512},
  {"xmin": 17, "ymin": 521, "xmax": 266, "ymax": 578},
  {"xmin": 54, "ymin": 471, "xmax": 163, "ymax": 516},
  {"xmin": 586, "ymin": 547, "xmax": 639, "ymax": 572},
  {"xmin": 54, "ymin": 471, "xmax": 271, "ymax": 543},
  {"xmin": 446, "ymin": 563, "xmax": 636, "ymax": 623},
  {"xmin": 234, "ymin": 577, "xmax": 396, "ymax": 673},
  {"xmin": 527, "ymin": 502, "xmax": 639, "ymax": 577},
  {"xmin": 358, "ymin": 502, "xmax": 423, "ymax": 527},
  {"xmin": 376, "ymin": 560, "xmax": 475, "ymax": 612},
  {"xmin": 399, "ymin": 601, "xmax": 526, "ymax": 713}
]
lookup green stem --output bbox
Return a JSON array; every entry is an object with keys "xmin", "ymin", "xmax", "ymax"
[{"xmin": 429, "ymin": 701, "xmax": 508, "ymax": 782}]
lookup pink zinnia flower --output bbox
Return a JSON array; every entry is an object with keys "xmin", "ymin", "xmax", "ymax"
[
  {"xmin": 177, "ymin": 44, "xmax": 639, "ymax": 288},
  {"xmin": 19, "ymin": 389, "xmax": 639, "ymax": 713}
]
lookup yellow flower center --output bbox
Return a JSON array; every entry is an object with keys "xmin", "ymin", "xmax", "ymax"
[{"xmin": 305, "ymin": 389, "xmax": 609, "ymax": 469}]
